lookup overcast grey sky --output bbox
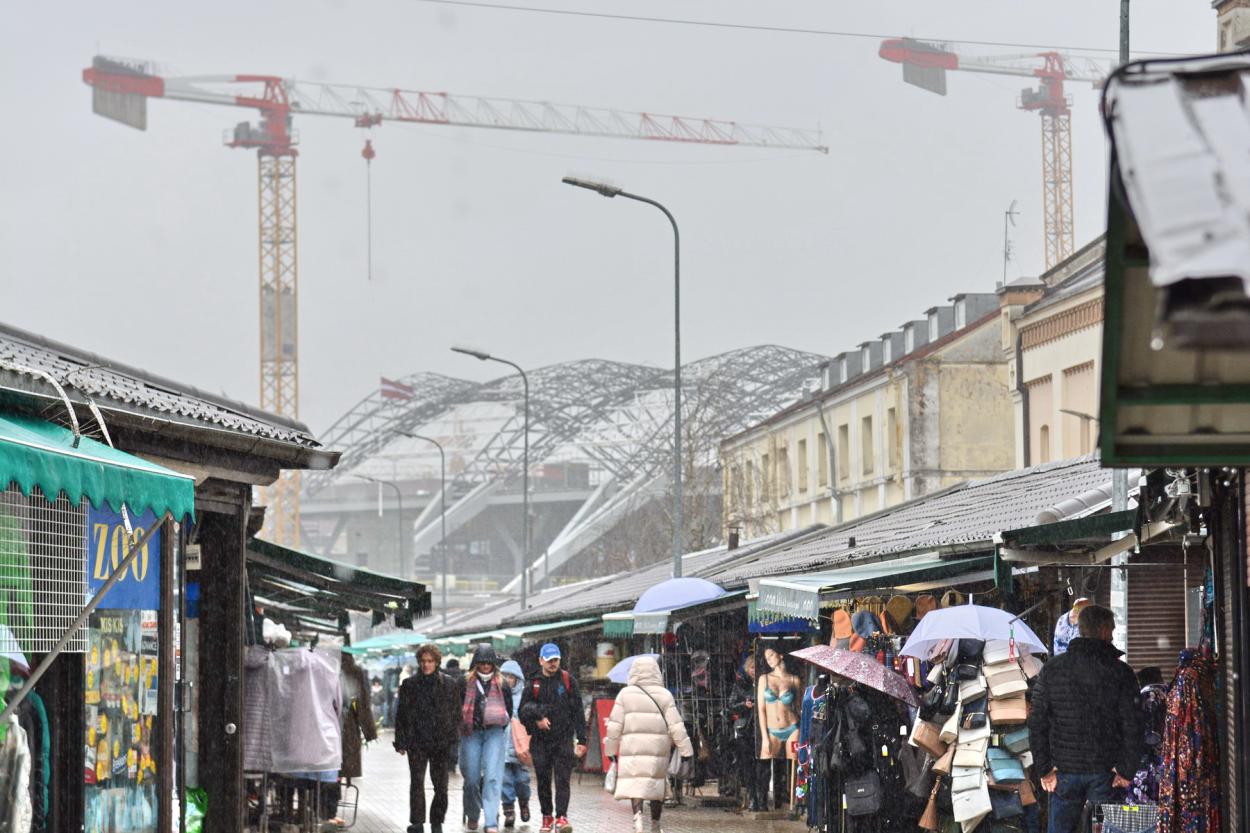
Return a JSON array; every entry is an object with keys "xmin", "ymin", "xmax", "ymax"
[{"xmin": 0, "ymin": 1, "xmax": 1214, "ymax": 434}]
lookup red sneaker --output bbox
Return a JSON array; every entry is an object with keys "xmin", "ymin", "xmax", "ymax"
[
  {"xmin": 555, "ymin": 817, "xmax": 572, "ymax": 833},
  {"xmin": 539, "ymin": 816, "xmax": 554, "ymax": 833}
]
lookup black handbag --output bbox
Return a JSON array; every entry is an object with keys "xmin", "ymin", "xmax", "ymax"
[
  {"xmin": 957, "ymin": 639, "xmax": 986, "ymax": 662},
  {"xmin": 845, "ymin": 770, "xmax": 882, "ymax": 817},
  {"xmin": 919, "ymin": 685, "xmax": 944, "ymax": 721},
  {"xmin": 954, "ymin": 663, "xmax": 980, "ymax": 680},
  {"xmin": 937, "ymin": 679, "xmax": 960, "ymax": 716},
  {"xmin": 962, "ymin": 695, "xmax": 989, "ymax": 730},
  {"xmin": 990, "ymin": 788, "xmax": 1024, "ymax": 819}
]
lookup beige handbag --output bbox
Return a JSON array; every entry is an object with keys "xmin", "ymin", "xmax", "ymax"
[
  {"xmin": 953, "ymin": 737, "xmax": 989, "ymax": 768},
  {"xmin": 932, "ymin": 743, "xmax": 956, "ymax": 775},
  {"xmin": 1019, "ymin": 654, "xmax": 1043, "ymax": 679},
  {"xmin": 952, "ymin": 781, "xmax": 993, "ymax": 823},
  {"xmin": 988, "ymin": 694, "xmax": 1029, "ymax": 725},
  {"xmin": 910, "ymin": 717, "xmax": 948, "ymax": 759},
  {"xmin": 959, "ymin": 675, "xmax": 987, "ymax": 703},
  {"xmin": 940, "ymin": 701, "xmax": 963, "ymax": 744},
  {"xmin": 987, "ymin": 668, "xmax": 1029, "ymax": 699}
]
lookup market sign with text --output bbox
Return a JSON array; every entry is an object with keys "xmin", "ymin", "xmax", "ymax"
[{"xmin": 85, "ymin": 505, "xmax": 160, "ymax": 610}]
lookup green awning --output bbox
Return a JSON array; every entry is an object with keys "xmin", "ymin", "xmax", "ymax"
[
  {"xmin": 602, "ymin": 612, "xmax": 634, "ymax": 637},
  {"xmin": 756, "ymin": 554, "xmax": 994, "ymax": 623},
  {"xmin": 344, "ymin": 631, "xmax": 429, "ymax": 655},
  {"xmin": 0, "ymin": 411, "xmax": 195, "ymax": 520},
  {"xmin": 494, "ymin": 618, "xmax": 596, "ymax": 651},
  {"xmin": 1000, "ymin": 509, "xmax": 1137, "ymax": 549}
]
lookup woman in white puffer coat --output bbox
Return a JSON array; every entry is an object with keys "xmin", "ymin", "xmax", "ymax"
[{"xmin": 604, "ymin": 656, "xmax": 694, "ymax": 833}]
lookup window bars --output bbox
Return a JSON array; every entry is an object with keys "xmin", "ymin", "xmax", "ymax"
[{"xmin": 0, "ymin": 483, "xmax": 87, "ymax": 654}]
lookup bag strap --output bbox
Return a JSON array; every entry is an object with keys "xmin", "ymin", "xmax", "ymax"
[{"xmin": 632, "ymin": 684, "xmax": 676, "ymax": 734}]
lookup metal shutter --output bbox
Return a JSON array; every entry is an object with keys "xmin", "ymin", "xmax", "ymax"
[{"xmin": 1126, "ymin": 545, "xmax": 1204, "ymax": 678}]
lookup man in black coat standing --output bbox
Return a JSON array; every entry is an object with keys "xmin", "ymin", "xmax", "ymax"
[
  {"xmin": 518, "ymin": 643, "xmax": 587, "ymax": 833},
  {"xmin": 395, "ymin": 643, "xmax": 464, "ymax": 833},
  {"xmin": 1029, "ymin": 604, "xmax": 1144, "ymax": 833}
]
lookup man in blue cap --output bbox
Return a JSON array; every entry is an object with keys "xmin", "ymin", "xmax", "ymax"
[{"xmin": 519, "ymin": 643, "xmax": 587, "ymax": 833}]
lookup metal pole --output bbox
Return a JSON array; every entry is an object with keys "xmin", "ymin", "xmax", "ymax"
[
  {"xmin": 617, "ymin": 191, "xmax": 682, "ymax": 578},
  {"xmin": 1110, "ymin": 0, "xmax": 1131, "ymax": 654},
  {"xmin": 1119, "ymin": 0, "xmax": 1131, "ymax": 67},
  {"xmin": 481, "ymin": 358, "xmax": 530, "ymax": 608},
  {"xmin": 407, "ymin": 433, "xmax": 449, "ymax": 625},
  {"xmin": 356, "ymin": 476, "xmax": 405, "ymax": 577}
]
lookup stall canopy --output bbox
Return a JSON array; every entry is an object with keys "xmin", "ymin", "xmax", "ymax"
[
  {"xmin": 755, "ymin": 553, "xmax": 994, "ymax": 624},
  {"xmin": 493, "ymin": 618, "xmax": 597, "ymax": 651},
  {"xmin": 0, "ymin": 411, "xmax": 195, "ymax": 519},
  {"xmin": 606, "ymin": 587, "xmax": 746, "ymax": 637},
  {"xmin": 344, "ymin": 631, "xmax": 429, "ymax": 655},
  {"xmin": 247, "ymin": 538, "xmax": 431, "ymax": 636}
]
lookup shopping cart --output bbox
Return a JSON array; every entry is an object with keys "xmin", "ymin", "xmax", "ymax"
[{"xmin": 1098, "ymin": 803, "xmax": 1158, "ymax": 833}]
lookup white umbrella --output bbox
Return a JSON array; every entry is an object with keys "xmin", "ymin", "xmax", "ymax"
[
  {"xmin": 607, "ymin": 654, "xmax": 660, "ymax": 684},
  {"xmin": 899, "ymin": 604, "xmax": 1047, "ymax": 659}
]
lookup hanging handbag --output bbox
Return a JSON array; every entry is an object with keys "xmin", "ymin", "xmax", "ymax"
[
  {"xmin": 953, "ymin": 663, "xmax": 980, "ymax": 681},
  {"xmin": 603, "ymin": 761, "xmax": 618, "ymax": 793},
  {"xmin": 1017, "ymin": 778, "xmax": 1037, "ymax": 807},
  {"xmin": 910, "ymin": 716, "xmax": 948, "ymax": 759},
  {"xmin": 988, "ymin": 694, "xmax": 1029, "ymax": 726},
  {"xmin": 951, "ymin": 765, "xmax": 985, "ymax": 793},
  {"xmin": 511, "ymin": 717, "xmax": 533, "ymax": 766},
  {"xmin": 989, "ymin": 788, "xmax": 1024, "ymax": 819},
  {"xmin": 986, "ymin": 748, "xmax": 1025, "ymax": 784},
  {"xmin": 1019, "ymin": 655, "xmax": 1043, "ymax": 680},
  {"xmin": 982, "ymin": 640, "xmax": 1015, "ymax": 665},
  {"xmin": 920, "ymin": 684, "xmax": 945, "ymax": 721},
  {"xmin": 634, "ymin": 684, "xmax": 691, "ymax": 779},
  {"xmin": 1001, "ymin": 727, "xmax": 1030, "ymax": 755},
  {"xmin": 952, "ymin": 781, "xmax": 993, "ymax": 823},
  {"xmin": 919, "ymin": 774, "xmax": 943, "ymax": 831},
  {"xmin": 987, "ymin": 668, "xmax": 1029, "ymax": 700},
  {"xmin": 940, "ymin": 701, "xmax": 963, "ymax": 744},
  {"xmin": 927, "ymin": 663, "xmax": 947, "ymax": 686},
  {"xmin": 961, "ymin": 696, "xmax": 989, "ymax": 730},
  {"xmin": 844, "ymin": 770, "xmax": 882, "ymax": 817},
  {"xmin": 932, "ymin": 743, "xmax": 956, "ymax": 775},
  {"xmin": 959, "ymin": 675, "xmax": 987, "ymax": 703},
  {"xmin": 956, "ymin": 639, "xmax": 985, "ymax": 662},
  {"xmin": 953, "ymin": 737, "xmax": 989, "ymax": 768},
  {"xmin": 939, "ymin": 677, "xmax": 961, "ymax": 716}
]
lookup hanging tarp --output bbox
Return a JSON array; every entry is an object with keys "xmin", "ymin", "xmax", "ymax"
[{"xmin": 0, "ymin": 411, "xmax": 194, "ymax": 520}]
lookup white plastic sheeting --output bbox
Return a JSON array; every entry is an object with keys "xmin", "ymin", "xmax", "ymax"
[
  {"xmin": 265, "ymin": 647, "xmax": 343, "ymax": 773},
  {"xmin": 1106, "ymin": 54, "xmax": 1250, "ymax": 289}
]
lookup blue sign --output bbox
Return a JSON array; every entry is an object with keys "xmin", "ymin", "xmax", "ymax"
[{"xmin": 85, "ymin": 505, "xmax": 161, "ymax": 610}]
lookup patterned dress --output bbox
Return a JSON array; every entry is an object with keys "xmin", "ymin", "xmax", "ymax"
[{"xmin": 1156, "ymin": 650, "xmax": 1220, "ymax": 833}]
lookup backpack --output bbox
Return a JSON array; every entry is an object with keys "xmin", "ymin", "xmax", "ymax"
[{"xmin": 531, "ymin": 670, "xmax": 571, "ymax": 700}]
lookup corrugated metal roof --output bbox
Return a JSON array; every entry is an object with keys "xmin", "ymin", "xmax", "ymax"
[
  {"xmin": 503, "ymin": 525, "xmax": 828, "ymax": 627},
  {"xmin": 707, "ymin": 457, "xmax": 1114, "ymax": 586},
  {"xmin": 1026, "ymin": 257, "xmax": 1104, "ymax": 315},
  {"xmin": 0, "ymin": 321, "xmax": 325, "ymax": 450},
  {"xmin": 426, "ymin": 575, "xmax": 618, "ymax": 637}
]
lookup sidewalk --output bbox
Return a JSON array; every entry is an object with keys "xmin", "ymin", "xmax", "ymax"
[{"xmin": 348, "ymin": 731, "xmax": 805, "ymax": 833}]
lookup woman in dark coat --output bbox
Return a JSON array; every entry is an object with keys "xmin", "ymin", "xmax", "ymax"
[{"xmin": 341, "ymin": 652, "xmax": 378, "ymax": 781}]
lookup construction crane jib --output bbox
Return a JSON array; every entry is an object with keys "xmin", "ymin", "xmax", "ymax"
[
  {"xmin": 879, "ymin": 39, "xmax": 1110, "ymax": 271},
  {"xmin": 82, "ymin": 55, "xmax": 826, "ymax": 547}
]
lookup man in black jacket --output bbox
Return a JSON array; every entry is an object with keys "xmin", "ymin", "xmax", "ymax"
[
  {"xmin": 518, "ymin": 643, "xmax": 587, "ymax": 833},
  {"xmin": 1028, "ymin": 604, "xmax": 1143, "ymax": 833},
  {"xmin": 395, "ymin": 643, "xmax": 464, "ymax": 833}
]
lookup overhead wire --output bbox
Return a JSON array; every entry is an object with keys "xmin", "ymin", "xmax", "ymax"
[{"xmin": 411, "ymin": 0, "xmax": 1190, "ymax": 57}]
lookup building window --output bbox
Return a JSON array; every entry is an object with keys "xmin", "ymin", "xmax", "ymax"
[
  {"xmin": 861, "ymin": 416, "xmax": 874, "ymax": 476},
  {"xmin": 777, "ymin": 446, "xmax": 790, "ymax": 498},
  {"xmin": 1039, "ymin": 425, "xmax": 1051, "ymax": 464},
  {"xmin": 905, "ymin": 328, "xmax": 915, "ymax": 352},
  {"xmin": 883, "ymin": 339, "xmax": 892, "ymax": 364},
  {"xmin": 797, "ymin": 439, "xmax": 809, "ymax": 492},
  {"xmin": 928, "ymin": 312, "xmax": 940, "ymax": 341},
  {"xmin": 760, "ymin": 453, "xmax": 770, "ymax": 501},
  {"xmin": 839, "ymin": 360, "xmax": 848, "ymax": 384},
  {"xmin": 955, "ymin": 300, "xmax": 967, "ymax": 329},
  {"xmin": 887, "ymin": 407, "xmax": 899, "ymax": 470},
  {"xmin": 745, "ymin": 462, "xmax": 755, "ymax": 507},
  {"xmin": 861, "ymin": 345, "xmax": 871, "ymax": 369},
  {"xmin": 730, "ymin": 464, "xmax": 741, "ymax": 513},
  {"xmin": 817, "ymin": 432, "xmax": 828, "ymax": 487},
  {"xmin": 837, "ymin": 425, "xmax": 850, "ymax": 481}
]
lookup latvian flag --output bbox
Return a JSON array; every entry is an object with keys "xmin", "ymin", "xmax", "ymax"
[{"xmin": 380, "ymin": 377, "xmax": 415, "ymax": 401}]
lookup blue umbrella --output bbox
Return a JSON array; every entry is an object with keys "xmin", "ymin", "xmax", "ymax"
[
  {"xmin": 608, "ymin": 653, "xmax": 660, "ymax": 684},
  {"xmin": 633, "ymin": 577, "xmax": 726, "ymax": 613}
]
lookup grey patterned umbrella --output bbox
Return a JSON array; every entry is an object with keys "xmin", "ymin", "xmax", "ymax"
[{"xmin": 790, "ymin": 645, "xmax": 918, "ymax": 706}]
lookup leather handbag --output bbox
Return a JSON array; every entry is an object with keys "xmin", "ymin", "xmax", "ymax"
[
  {"xmin": 957, "ymin": 718, "xmax": 991, "ymax": 744},
  {"xmin": 910, "ymin": 717, "xmax": 949, "ymax": 759},
  {"xmin": 932, "ymin": 743, "xmax": 956, "ymax": 775},
  {"xmin": 982, "ymin": 640, "xmax": 1014, "ymax": 665},
  {"xmin": 951, "ymin": 765, "xmax": 985, "ymax": 793},
  {"xmin": 940, "ymin": 701, "xmax": 962, "ymax": 744},
  {"xmin": 844, "ymin": 770, "xmax": 882, "ymax": 817},
  {"xmin": 952, "ymin": 781, "xmax": 993, "ymax": 823},
  {"xmin": 956, "ymin": 638, "xmax": 985, "ymax": 662},
  {"xmin": 953, "ymin": 663, "xmax": 980, "ymax": 681},
  {"xmin": 961, "ymin": 696, "xmax": 989, "ymax": 730},
  {"xmin": 989, "ymin": 787, "xmax": 1024, "ymax": 819},
  {"xmin": 1017, "ymin": 778, "xmax": 1037, "ymax": 806},
  {"xmin": 988, "ymin": 694, "xmax": 1029, "ymax": 726},
  {"xmin": 919, "ymin": 685, "xmax": 943, "ymax": 722},
  {"xmin": 1019, "ymin": 655, "xmax": 1043, "ymax": 679},
  {"xmin": 511, "ymin": 717, "xmax": 533, "ymax": 766},
  {"xmin": 953, "ymin": 737, "xmax": 989, "ymax": 768},
  {"xmin": 919, "ymin": 774, "xmax": 943, "ymax": 831},
  {"xmin": 986, "ymin": 748, "xmax": 1025, "ymax": 784},
  {"xmin": 959, "ymin": 675, "xmax": 987, "ymax": 703},
  {"xmin": 939, "ymin": 677, "xmax": 961, "ymax": 716},
  {"xmin": 981, "ymin": 658, "xmax": 1020, "ymax": 678},
  {"xmin": 927, "ymin": 663, "xmax": 947, "ymax": 686},
  {"xmin": 987, "ymin": 668, "xmax": 1029, "ymax": 699},
  {"xmin": 1001, "ymin": 728, "xmax": 1030, "ymax": 755}
]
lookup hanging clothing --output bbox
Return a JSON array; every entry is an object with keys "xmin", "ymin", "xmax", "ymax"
[
  {"xmin": 242, "ymin": 646, "xmax": 273, "ymax": 772},
  {"xmin": 1128, "ymin": 683, "xmax": 1168, "ymax": 805},
  {"xmin": 339, "ymin": 654, "xmax": 376, "ymax": 780},
  {"xmin": 22, "ymin": 693, "xmax": 46, "ymax": 833},
  {"xmin": 266, "ymin": 648, "xmax": 343, "ymax": 773},
  {"xmin": 0, "ymin": 714, "xmax": 31, "ymax": 833},
  {"xmin": 1157, "ymin": 650, "xmax": 1220, "ymax": 833}
]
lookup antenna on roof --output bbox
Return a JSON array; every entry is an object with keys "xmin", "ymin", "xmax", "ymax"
[{"xmin": 1002, "ymin": 200, "xmax": 1020, "ymax": 284}]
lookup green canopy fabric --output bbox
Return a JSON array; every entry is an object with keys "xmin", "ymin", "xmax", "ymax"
[
  {"xmin": 493, "ymin": 618, "xmax": 596, "ymax": 651},
  {"xmin": 344, "ymin": 631, "xmax": 428, "ymax": 655},
  {"xmin": 0, "ymin": 412, "xmax": 195, "ymax": 520}
]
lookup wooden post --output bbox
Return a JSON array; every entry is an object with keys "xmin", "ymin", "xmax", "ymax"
[{"xmin": 157, "ymin": 517, "xmax": 175, "ymax": 833}]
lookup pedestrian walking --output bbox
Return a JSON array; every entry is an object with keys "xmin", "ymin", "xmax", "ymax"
[
  {"xmin": 459, "ymin": 645, "xmax": 514, "ymax": 833},
  {"xmin": 394, "ymin": 643, "xmax": 462, "ymax": 833},
  {"xmin": 446, "ymin": 658, "xmax": 465, "ymax": 774},
  {"xmin": 1028, "ymin": 604, "xmax": 1144, "ymax": 833},
  {"xmin": 604, "ymin": 656, "xmax": 693, "ymax": 833},
  {"xmin": 499, "ymin": 660, "xmax": 532, "ymax": 828},
  {"xmin": 519, "ymin": 643, "xmax": 587, "ymax": 833}
]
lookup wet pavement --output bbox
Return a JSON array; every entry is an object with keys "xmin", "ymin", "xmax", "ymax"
[{"xmin": 346, "ymin": 730, "xmax": 805, "ymax": 833}]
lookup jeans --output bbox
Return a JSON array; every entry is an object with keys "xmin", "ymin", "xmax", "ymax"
[
  {"xmin": 531, "ymin": 741, "xmax": 575, "ymax": 817},
  {"xmin": 502, "ymin": 761, "xmax": 531, "ymax": 806},
  {"xmin": 1048, "ymin": 772, "xmax": 1114, "ymax": 833},
  {"xmin": 407, "ymin": 746, "xmax": 451, "ymax": 827},
  {"xmin": 461, "ymin": 727, "xmax": 508, "ymax": 828}
]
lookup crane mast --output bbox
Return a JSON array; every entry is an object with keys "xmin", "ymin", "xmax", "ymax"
[
  {"xmin": 879, "ymin": 39, "xmax": 1110, "ymax": 270},
  {"xmin": 83, "ymin": 55, "xmax": 826, "ymax": 547}
]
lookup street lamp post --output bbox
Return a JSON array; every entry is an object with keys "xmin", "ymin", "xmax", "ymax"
[
  {"xmin": 451, "ymin": 345, "xmax": 531, "ymax": 609},
  {"xmin": 399, "ymin": 431, "xmax": 449, "ymax": 625},
  {"xmin": 561, "ymin": 176, "xmax": 684, "ymax": 578},
  {"xmin": 352, "ymin": 475, "xmax": 405, "ymax": 578}
]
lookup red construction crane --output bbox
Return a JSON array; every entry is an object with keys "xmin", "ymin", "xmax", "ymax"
[
  {"xmin": 879, "ymin": 38, "xmax": 1111, "ymax": 270},
  {"xmin": 82, "ymin": 56, "xmax": 827, "ymax": 546}
]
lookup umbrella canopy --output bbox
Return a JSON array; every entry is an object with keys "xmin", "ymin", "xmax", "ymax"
[
  {"xmin": 790, "ymin": 645, "xmax": 918, "ymax": 706},
  {"xmin": 607, "ymin": 653, "xmax": 660, "ymax": 684},
  {"xmin": 899, "ymin": 605, "xmax": 1048, "ymax": 659},
  {"xmin": 633, "ymin": 577, "xmax": 726, "ymax": 614}
]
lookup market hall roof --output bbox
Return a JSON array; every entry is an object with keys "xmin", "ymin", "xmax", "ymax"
[
  {"xmin": 0, "ymin": 321, "xmax": 337, "ymax": 471},
  {"xmin": 705, "ymin": 456, "xmax": 1118, "ymax": 587}
]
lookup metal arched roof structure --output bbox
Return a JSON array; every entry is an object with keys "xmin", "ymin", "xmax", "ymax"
[{"xmin": 305, "ymin": 345, "xmax": 828, "ymax": 584}]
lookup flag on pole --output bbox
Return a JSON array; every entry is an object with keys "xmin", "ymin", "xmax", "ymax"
[{"xmin": 380, "ymin": 377, "xmax": 415, "ymax": 400}]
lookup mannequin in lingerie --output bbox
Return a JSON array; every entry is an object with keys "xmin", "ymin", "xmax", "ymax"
[{"xmin": 755, "ymin": 646, "xmax": 801, "ymax": 810}]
